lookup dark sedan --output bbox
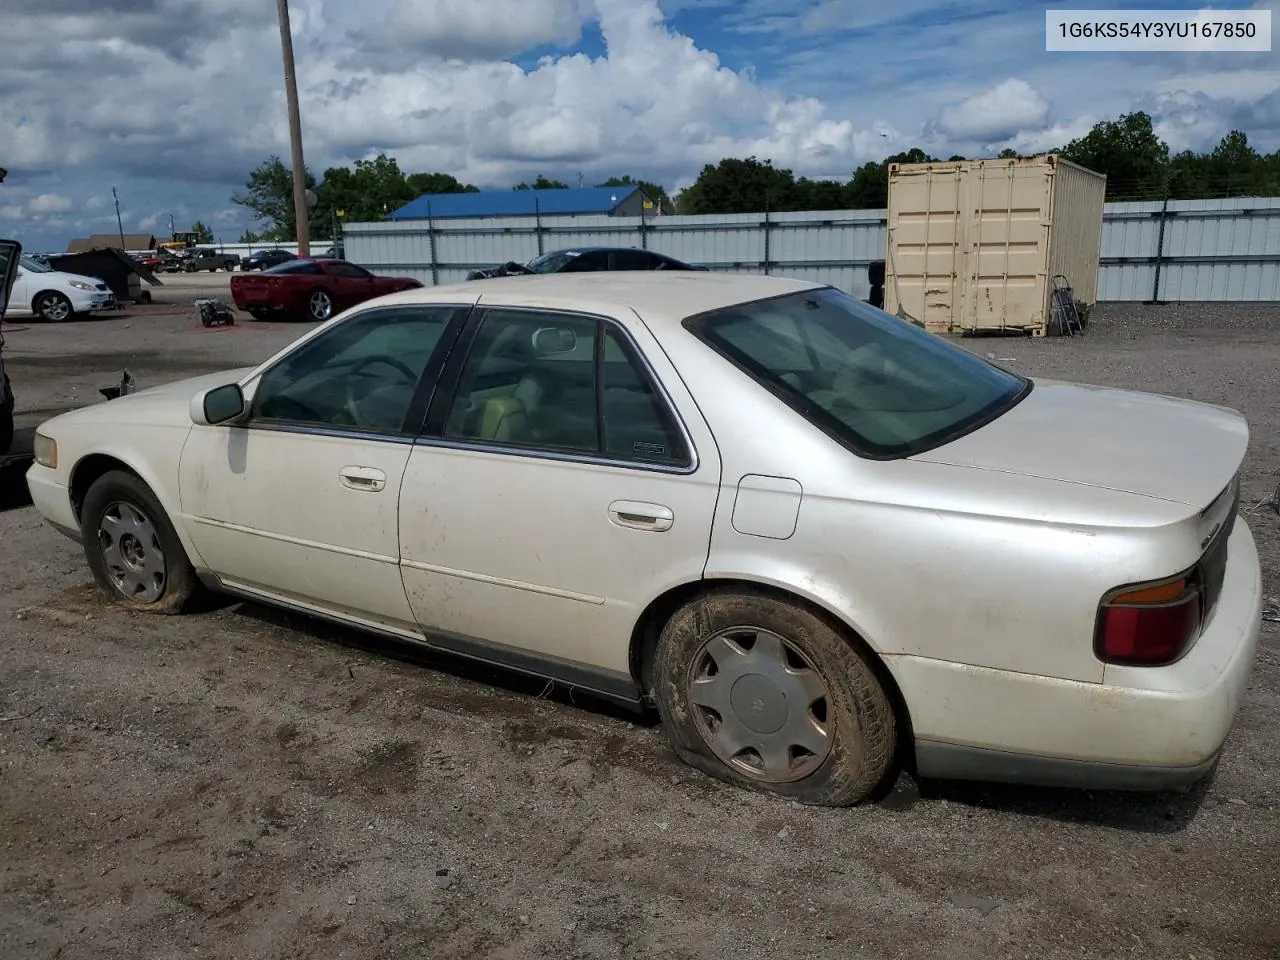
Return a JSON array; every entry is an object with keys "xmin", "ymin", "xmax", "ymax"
[
  {"xmin": 241, "ymin": 249, "xmax": 298, "ymax": 272},
  {"xmin": 466, "ymin": 246, "xmax": 704, "ymax": 280}
]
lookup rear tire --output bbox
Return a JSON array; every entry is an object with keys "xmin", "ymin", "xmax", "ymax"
[
  {"xmin": 80, "ymin": 470, "xmax": 204, "ymax": 615},
  {"xmin": 652, "ymin": 589, "xmax": 896, "ymax": 806}
]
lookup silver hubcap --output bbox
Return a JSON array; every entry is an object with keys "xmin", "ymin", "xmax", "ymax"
[
  {"xmin": 40, "ymin": 295, "xmax": 70, "ymax": 321},
  {"xmin": 98, "ymin": 501, "xmax": 166, "ymax": 603},
  {"xmin": 687, "ymin": 627, "xmax": 832, "ymax": 783},
  {"xmin": 310, "ymin": 292, "xmax": 332, "ymax": 319}
]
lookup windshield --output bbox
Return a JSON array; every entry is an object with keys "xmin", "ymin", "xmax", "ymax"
[
  {"xmin": 688, "ymin": 287, "xmax": 1030, "ymax": 458},
  {"xmin": 525, "ymin": 251, "xmax": 577, "ymax": 274},
  {"xmin": 20, "ymin": 255, "xmax": 52, "ymax": 273}
]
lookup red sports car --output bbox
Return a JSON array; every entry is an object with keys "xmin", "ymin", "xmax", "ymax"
[{"xmin": 230, "ymin": 258, "xmax": 423, "ymax": 322}]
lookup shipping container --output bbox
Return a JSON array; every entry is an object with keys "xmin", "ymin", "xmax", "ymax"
[{"xmin": 884, "ymin": 155, "xmax": 1106, "ymax": 335}]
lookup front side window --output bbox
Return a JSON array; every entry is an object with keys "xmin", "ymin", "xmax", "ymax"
[
  {"xmin": 613, "ymin": 250, "xmax": 654, "ymax": 271},
  {"xmin": 444, "ymin": 310, "xmax": 689, "ymax": 466},
  {"xmin": 251, "ymin": 306, "xmax": 457, "ymax": 434},
  {"xmin": 265, "ymin": 260, "xmax": 323, "ymax": 276},
  {"xmin": 688, "ymin": 287, "xmax": 1029, "ymax": 458}
]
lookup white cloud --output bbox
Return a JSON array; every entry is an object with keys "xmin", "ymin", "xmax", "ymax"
[
  {"xmin": 27, "ymin": 194, "xmax": 73, "ymax": 215},
  {"xmin": 937, "ymin": 78, "xmax": 1050, "ymax": 142}
]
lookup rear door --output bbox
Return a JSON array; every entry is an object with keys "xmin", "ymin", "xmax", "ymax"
[{"xmin": 396, "ymin": 302, "xmax": 721, "ymax": 693}]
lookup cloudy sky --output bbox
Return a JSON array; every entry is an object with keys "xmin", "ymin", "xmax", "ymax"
[{"xmin": 2, "ymin": 0, "xmax": 1278, "ymax": 251}]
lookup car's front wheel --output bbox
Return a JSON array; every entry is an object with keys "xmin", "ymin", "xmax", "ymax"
[
  {"xmin": 80, "ymin": 470, "xmax": 203, "ymax": 614},
  {"xmin": 35, "ymin": 291, "xmax": 74, "ymax": 322},
  {"xmin": 306, "ymin": 288, "xmax": 333, "ymax": 321},
  {"xmin": 652, "ymin": 589, "xmax": 896, "ymax": 806}
]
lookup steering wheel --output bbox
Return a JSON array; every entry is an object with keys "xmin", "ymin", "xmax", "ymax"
[{"xmin": 343, "ymin": 354, "xmax": 418, "ymax": 426}]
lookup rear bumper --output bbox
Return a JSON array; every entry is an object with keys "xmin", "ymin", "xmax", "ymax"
[{"xmin": 892, "ymin": 520, "xmax": 1262, "ymax": 791}]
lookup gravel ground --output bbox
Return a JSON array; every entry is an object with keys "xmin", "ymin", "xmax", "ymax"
[{"xmin": 1, "ymin": 290, "xmax": 1277, "ymax": 960}]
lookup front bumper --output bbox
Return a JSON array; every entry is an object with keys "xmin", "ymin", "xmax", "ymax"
[
  {"xmin": 26, "ymin": 466, "xmax": 81, "ymax": 542},
  {"xmin": 891, "ymin": 520, "xmax": 1263, "ymax": 791},
  {"xmin": 69, "ymin": 289, "xmax": 116, "ymax": 312}
]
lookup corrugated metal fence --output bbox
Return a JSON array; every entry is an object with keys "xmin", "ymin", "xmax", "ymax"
[{"xmin": 342, "ymin": 196, "xmax": 1280, "ymax": 302}]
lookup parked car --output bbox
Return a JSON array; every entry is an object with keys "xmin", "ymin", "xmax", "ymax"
[
  {"xmin": 136, "ymin": 251, "xmax": 182, "ymax": 273},
  {"xmin": 241, "ymin": 249, "xmax": 297, "ymax": 272},
  {"xmin": 229, "ymin": 257, "xmax": 422, "ymax": 321},
  {"xmin": 23, "ymin": 273, "xmax": 1262, "ymax": 806},
  {"xmin": 182, "ymin": 248, "xmax": 240, "ymax": 273},
  {"xmin": 0, "ymin": 238, "xmax": 19, "ymax": 454},
  {"xmin": 466, "ymin": 246, "xmax": 704, "ymax": 280},
  {"xmin": 9, "ymin": 254, "xmax": 116, "ymax": 321}
]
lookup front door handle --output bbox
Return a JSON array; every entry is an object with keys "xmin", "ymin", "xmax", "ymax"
[
  {"xmin": 608, "ymin": 500, "xmax": 674, "ymax": 532},
  {"xmin": 338, "ymin": 465, "xmax": 386, "ymax": 492}
]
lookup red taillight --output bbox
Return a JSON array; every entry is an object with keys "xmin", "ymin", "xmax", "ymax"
[{"xmin": 1095, "ymin": 576, "xmax": 1202, "ymax": 666}]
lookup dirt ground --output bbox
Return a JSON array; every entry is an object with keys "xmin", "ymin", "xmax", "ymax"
[{"xmin": 1, "ymin": 283, "xmax": 1277, "ymax": 960}]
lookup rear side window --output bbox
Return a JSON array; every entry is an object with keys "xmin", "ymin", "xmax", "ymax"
[
  {"xmin": 443, "ymin": 309, "xmax": 690, "ymax": 467},
  {"xmin": 266, "ymin": 260, "xmax": 323, "ymax": 275}
]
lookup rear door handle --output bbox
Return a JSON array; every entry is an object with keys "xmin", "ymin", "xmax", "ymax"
[
  {"xmin": 338, "ymin": 465, "xmax": 386, "ymax": 492},
  {"xmin": 608, "ymin": 500, "xmax": 674, "ymax": 532}
]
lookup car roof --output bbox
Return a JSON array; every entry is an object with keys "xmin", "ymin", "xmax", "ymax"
[{"xmin": 369, "ymin": 272, "xmax": 825, "ymax": 329}]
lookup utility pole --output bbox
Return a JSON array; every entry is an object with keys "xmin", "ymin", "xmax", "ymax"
[
  {"xmin": 112, "ymin": 186, "xmax": 126, "ymax": 250},
  {"xmin": 275, "ymin": 0, "xmax": 310, "ymax": 256}
]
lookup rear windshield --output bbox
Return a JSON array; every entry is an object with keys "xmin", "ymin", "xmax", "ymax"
[{"xmin": 686, "ymin": 287, "xmax": 1030, "ymax": 458}]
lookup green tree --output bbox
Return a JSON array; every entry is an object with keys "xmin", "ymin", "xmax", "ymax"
[
  {"xmin": 238, "ymin": 229, "xmax": 262, "ymax": 244},
  {"xmin": 514, "ymin": 176, "xmax": 569, "ymax": 190},
  {"xmin": 676, "ymin": 157, "xmax": 801, "ymax": 214},
  {"xmin": 597, "ymin": 175, "xmax": 674, "ymax": 214},
  {"xmin": 231, "ymin": 155, "xmax": 316, "ymax": 240},
  {"xmin": 406, "ymin": 172, "xmax": 479, "ymax": 196},
  {"xmin": 1056, "ymin": 111, "xmax": 1169, "ymax": 200},
  {"xmin": 190, "ymin": 220, "xmax": 215, "ymax": 244},
  {"xmin": 997, "ymin": 148, "xmax": 1019, "ymax": 159}
]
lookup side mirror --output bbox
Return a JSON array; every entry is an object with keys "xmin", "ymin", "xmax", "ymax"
[
  {"xmin": 532, "ymin": 326, "xmax": 577, "ymax": 356},
  {"xmin": 190, "ymin": 383, "xmax": 246, "ymax": 426}
]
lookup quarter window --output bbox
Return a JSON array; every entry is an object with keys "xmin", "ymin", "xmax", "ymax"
[
  {"xmin": 251, "ymin": 306, "xmax": 456, "ymax": 434},
  {"xmin": 444, "ymin": 310, "xmax": 689, "ymax": 466}
]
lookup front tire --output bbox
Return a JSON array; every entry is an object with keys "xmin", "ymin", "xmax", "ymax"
[
  {"xmin": 80, "ymin": 470, "xmax": 203, "ymax": 615},
  {"xmin": 306, "ymin": 288, "xmax": 333, "ymax": 321},
  {"xmin": 35, "ymin": 291, "xmax": 74, "ymax": 322},
  {"xmin": 652, "ymin": 589, "xmax": 896, "ymax": 806}
]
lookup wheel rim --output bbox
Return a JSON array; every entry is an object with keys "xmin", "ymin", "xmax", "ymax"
[
  {"xmin": 97, "ymin": 501, "xmax": 166, "ymax": 603},
  {"xmin": 39, "ymin": 295, "xmax": 70, "ymax": 321},
  {"xmin": 309, "ymin": 291, "xmax": 332, "ymax": 319},
  {"xmin": 686, "ymin": 626, "xmax": 833, "ymax": 783}
]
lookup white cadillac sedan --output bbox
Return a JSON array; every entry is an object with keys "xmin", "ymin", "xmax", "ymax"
[{"xmin": 25, "ymin": 273, "xmax": 1262, "ymax": 806}]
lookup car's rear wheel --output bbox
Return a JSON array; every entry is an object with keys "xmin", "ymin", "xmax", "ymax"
[
  {"xmin": 35, "ymin": 291, "xmax": 73, "ymax": 322},
  {"xmin": 80, "ymin": 470, "xmax": 203, "ymax": 615},
  {"xmin": 247, "ymin": 307, "xmax": 269, "ymax": 321},
  {"xmin": 652, "ymin": 589, "xmax": 896, "ymax": 806},
  {"xmin": 307, "ymin": 289, "xmax": 333, "ymax": 321}
]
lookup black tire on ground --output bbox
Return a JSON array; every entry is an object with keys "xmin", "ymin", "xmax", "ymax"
[
  {"xmin": 35, "ymin": 290, "xmax": 74, "ymax": 322},
  {"xmin": 248, "ymin": 308, "xmax": 269, "ymax": 321},
  {"xmin": 867, "ymin": 259, "xmax": 886, "ymax": 286},
  {"xmin": 651, "ymin": 588, "xmax": 896, "ymax": 806},
  {"xmin": 80, "ymin": 470, "xmax": 204, "ymax": 615},
  {"xmin": 208, "ymin": 267, "xmax": 217, "ymax": 273}
]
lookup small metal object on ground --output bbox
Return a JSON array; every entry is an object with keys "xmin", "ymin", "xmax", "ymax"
[{"xmin": 195, "ymin": 298, "xmax": 235, "ymax": 328}]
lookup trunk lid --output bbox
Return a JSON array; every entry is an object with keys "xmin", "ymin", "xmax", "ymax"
[{"xmin": 914, "ymin": 379, "xmax": 1248, "ymax": 507}]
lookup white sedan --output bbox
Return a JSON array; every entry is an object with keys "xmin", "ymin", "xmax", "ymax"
[
  {"xmin": 25, "ymin": 273, "xmax": 1262, "ymax": 805},
  {"xmin": 10, "ymin": 255, "xmax": 116, "ymax": 321}
]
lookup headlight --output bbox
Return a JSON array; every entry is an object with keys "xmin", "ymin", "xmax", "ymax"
[
  {"xmin": 67, "ymin": 280, "xmax": 95, "ymax": 291},
  {"xmin": 34, "ymin": 432, "xmax": 57, "ymax": 469}
]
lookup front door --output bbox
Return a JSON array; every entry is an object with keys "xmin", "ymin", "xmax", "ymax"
[
  {"xmin": 397, "ymin": 305, "xmax": 722, "ymax": 693},
  {"xmin": 178, "ymin": 302, "xmax": 468, "ymax": 634}
]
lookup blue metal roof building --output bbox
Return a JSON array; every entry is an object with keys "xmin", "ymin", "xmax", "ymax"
[{"xmin": 389, "ymin": 184, "xmax": 650, "ymax": 221}]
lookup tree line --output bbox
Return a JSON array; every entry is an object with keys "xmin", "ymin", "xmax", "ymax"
[{"xmin": 230, "ymin": 110, "xmax": 1280, "ymax": 239}]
